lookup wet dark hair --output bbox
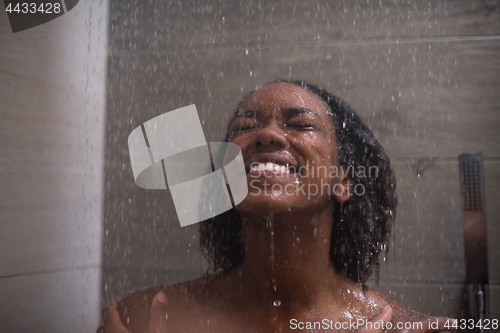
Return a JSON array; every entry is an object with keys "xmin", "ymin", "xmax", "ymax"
[{"xmin": 199, "ymin": 79, "xmax": 397, "ymax": 284}]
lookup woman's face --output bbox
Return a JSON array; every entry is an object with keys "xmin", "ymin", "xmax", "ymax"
[{"xmin": 228, "ymin": 83, "xmax": 349, "ymax": 216}]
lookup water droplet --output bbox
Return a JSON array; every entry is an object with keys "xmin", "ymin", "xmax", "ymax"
[{"xmin": 273, "ymin": 300, "xmax": 281, "ymax": 307}]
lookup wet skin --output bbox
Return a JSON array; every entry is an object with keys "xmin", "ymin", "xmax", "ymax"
[{"xmin": 100, "ymin": 83, "xmax": 455, "ymax": 333}]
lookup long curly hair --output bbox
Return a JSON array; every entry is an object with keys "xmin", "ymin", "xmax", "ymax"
[{"xmin": 199, "ymin": 79, "xmax": 397, "ymax": 284}]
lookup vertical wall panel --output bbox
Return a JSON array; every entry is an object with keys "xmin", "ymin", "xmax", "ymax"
[{"xmin": 0, "ymin": 0, "xmax": 108, "ymax": 331}]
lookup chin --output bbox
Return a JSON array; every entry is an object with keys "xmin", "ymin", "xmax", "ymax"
[
  {"xmin": 235, "ymin": 189, "xmax": 320, "ymax": 217},
  {"xmin": 236, "ymin": 191, "xmax": 293, "ymax": 216}
]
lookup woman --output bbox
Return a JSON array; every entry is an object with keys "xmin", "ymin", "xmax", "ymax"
[{"xmin": 98, "ymin": 80, "xmax": 456, "ymax": 333}]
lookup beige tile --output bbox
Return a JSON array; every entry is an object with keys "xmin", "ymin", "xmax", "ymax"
[
  {"xmin": 101, "ymin": 267, "xmax": 205, "ymax": 305},
  {"xmin": 101, "ymin": 191, "xmax": 203, "ymax": 272},
  {"xmin": 488, "ymin": 285, "xmax": 500, "ymax": 320},
  {"xmin": 0, "ymin": 156, "xmax": 102, "ymax": 276},
  {"xmin": 378, "ymin": 161, "xmax": 463, "ymax": 283},
  {"xmin": 484, "ymin": 162, "xmax": 500, "ymax": 285},
  {"xmin": 0, "ymin": 1, "xmax": 108, "ymax": 332},
  {"xmin": 0, "ymin": 267, "xmax": 101, "ymax": 333},
  {"xmin": 108, "ymin": 0, "xmax": 500, "ymax": 55},
  {"xmin": 0, "ymin": 74, "xmax": 104, "ymax": 276},
  {"xmin": 0, "ymin": 0, "xmax": 108, "ymax": 97},
  {"xmin": 376, "ymin": 160, "xmax": 499, "ymax": 284},
  {"xmin": 0, "ymin": 73, "xmax": 101, "ymax": 154},
  {"xmin": 0, "ymin": 0, "xmax": 107, "ymax": 278}
]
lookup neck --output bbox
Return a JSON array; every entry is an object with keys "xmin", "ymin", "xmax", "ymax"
[{"xmin": 235, "ymin": 203, "xmax": 359, "ymax": 319}]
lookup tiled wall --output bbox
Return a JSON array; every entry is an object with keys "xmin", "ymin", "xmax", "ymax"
[
  {"xmin": 102, "ymin": 0, "xmax": 500, "ymax": 323},
  {"xmin": 0, "ymin": 1, "xmax": 108, "ymax": 332}
]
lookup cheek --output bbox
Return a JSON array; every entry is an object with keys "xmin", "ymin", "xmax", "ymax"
[
  {"xmin": 291, "ymin": 133, "xmax": 335, "ymax": 162},
  {"xmin": 294, "ymin": 142, "xmax": 339, "ymax": 186},
  {"xmin": 228, "ymin": 136, "xmax": 248, "ymax": 151}
]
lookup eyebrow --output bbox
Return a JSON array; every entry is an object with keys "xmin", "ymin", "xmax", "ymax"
[
  {"xmin": 234, "ymin": 107, "xmax": 324, "ymax": 124},
  {"xmin": 233, "ymin": 110, "xmax": 259, "ymax": 119},
  {"xmin": 282, "ymin": 107, "xmax": 324, "ymax": 125}
]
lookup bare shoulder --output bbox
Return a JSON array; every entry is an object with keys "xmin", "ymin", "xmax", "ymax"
[
  {"xmin": 367, "ymin": 288, "xmax": 453, "ymax": 330},
  {"xmin": 117, "ymin": 277, "xmax": 207, "ymax": 333}
]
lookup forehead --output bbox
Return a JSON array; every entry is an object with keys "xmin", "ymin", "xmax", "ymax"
[{"xmin": 241, "ymin": 83, "xmax": 330, "ymax": 115}]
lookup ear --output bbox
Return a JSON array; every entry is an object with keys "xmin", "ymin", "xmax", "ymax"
[{"xmin": 332, "ymin": 165, "xmax": 352, "ymax": 203}]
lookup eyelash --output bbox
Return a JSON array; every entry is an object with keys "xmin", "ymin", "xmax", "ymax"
[
  {"xmin": 232, "ymin": 125, "xmax": 255, "ymax": 132},
  {"xmin": 287, "ymin": 123, "xmax": 315, "ymax": 129},
  {"xmin": 231, "ymin": 123, "xmax": 316, "ymax": 135}
]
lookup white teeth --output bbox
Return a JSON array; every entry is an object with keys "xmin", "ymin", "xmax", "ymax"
[
  {"xmin": 250, "ymin": 162, "xmax": 292, "ymax": 173},
  {"xmin": 265, "ymin": 162, "xmax": 274, "ymax": 171}
]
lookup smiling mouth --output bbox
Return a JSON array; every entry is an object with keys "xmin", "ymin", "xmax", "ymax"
[{"xmin": 248, "ymin": 162, "xmax": 298, "ymax": 174}]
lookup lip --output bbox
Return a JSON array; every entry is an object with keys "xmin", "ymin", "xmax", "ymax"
[
  {"xmin": 245, "ymin": 153, "xmax": 299, "ymax": 174},
  {"xmin": 247, "ymin": 169, "xmax": 297, "ymax": 179}
]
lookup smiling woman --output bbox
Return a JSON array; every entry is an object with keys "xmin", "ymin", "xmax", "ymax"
[{"xmin": 98, "ymin": 80, "xmax": 456, "ymax": 333}]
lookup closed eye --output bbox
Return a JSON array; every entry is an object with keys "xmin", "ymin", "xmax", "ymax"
[
  {"xmin": 229, "ymin": 114, "xmax": 259, "ymax": 135},
  {"xmin": 285, "ymin": 122, "xmax": 317, "ymax": 130},
  {"xmin": 232, "ymin": 125, "xmax": 255, "ymax": 132}
]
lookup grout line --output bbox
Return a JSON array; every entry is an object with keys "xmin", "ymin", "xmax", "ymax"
[
  {"xmin": 109, "ymin": 35, "xmax": 500, "ymax": 57},
  {"xmin": 0, "ymin": 69, "xmax": 63, "ymax": 91},
  {"xmin": 0, "ymin": 263, "xmax": 100, "ymax": 279}
]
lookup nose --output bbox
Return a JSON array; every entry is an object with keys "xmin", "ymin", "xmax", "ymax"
[{"xmin": 253, "ymin": 121, "xmax": 287, "ymax": 150}]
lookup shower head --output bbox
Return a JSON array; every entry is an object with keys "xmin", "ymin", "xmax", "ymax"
[
  {"xmin": 459, "ymin": 152, "xmax": 488, "ymax": 285},
  {"xmin": 458, "ymin": 152, "xmax": 489, "ymax": 328}
]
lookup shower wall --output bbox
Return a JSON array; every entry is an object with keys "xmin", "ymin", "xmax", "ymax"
[
  {"xmin": 0, "ymin": 1, "xmax": 108, "ymax": 332},
  {"xmin": 103, "ymin": 0, "xmax": 500, "ymax": 321}
]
